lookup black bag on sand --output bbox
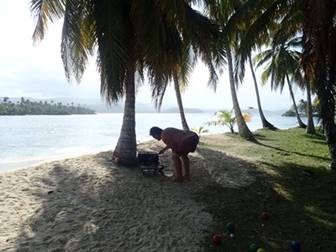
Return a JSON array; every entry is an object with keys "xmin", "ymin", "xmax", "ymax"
[
  {"xmin": 137, "ymin": 152, "xmax": 163, "ymax": 175},
  {"xmin": 137, "ymin": 152, "xmax": 159, "ymax": 166}
]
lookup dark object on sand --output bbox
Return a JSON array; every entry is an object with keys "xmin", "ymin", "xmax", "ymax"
[
  {"xmin": 290, "ymin": 240, "xmax": 301, "ymax": 252},
  {"xmin": 212, "ymin": 234, "xmax": 222, "ymax": 245},
  {"xmin": 138, "ymin": 152, "xmax": 164, "ymax": 175}
]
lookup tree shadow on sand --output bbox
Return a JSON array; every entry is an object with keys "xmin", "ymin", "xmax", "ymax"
[
  {"xmin": 11, "ymin": 145, "xmax": 262, "ymax": 252},
  {"xmin": 11, "ymin": 145, "xmax": 336, "ymax": 252}
]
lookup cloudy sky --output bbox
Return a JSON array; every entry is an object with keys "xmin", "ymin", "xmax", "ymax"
[{"xmin": 0, "ymin": 1, "xmax": 305, "ymax": 110}]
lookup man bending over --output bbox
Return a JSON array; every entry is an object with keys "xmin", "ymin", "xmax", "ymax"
[{"xmin": 150, "ymin": 127, "xmax": 199, "ymax": 182}]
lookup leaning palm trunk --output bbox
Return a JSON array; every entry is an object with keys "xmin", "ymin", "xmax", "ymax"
[
  {"xmin": 227, "ymin": 45, "xmax": 255, "ymax": 140},
  {"xmin": 305, "ymin": 79, "xmax": 315, "ymax": 134},
  {"xmin": 248, "ymin": 55, "xmax": 277, "ymax": 130},
  {"xmin": 173, "ymin": 70, "xmax": 190, "ymax": 131},
  {"xmin": 113, "ymin": 65, "xmax": 138, "ymax": 167},
  {"xmin": 286, "ymin": 75, "xmax": 306, "ymax": 128}
]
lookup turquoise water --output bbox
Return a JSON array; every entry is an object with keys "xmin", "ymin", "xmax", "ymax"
[{"xmin": 0, "ymin": 112, "xmax": 304, "ymax": 171}]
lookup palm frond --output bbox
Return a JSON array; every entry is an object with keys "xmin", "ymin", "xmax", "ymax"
[
  {"xmin": 31, "ymin": 0, "xmax": 65, "ymax": 41},
  {"xmin": 61, "ymin": 0, "xmax": 95, "ymax": 82},
  {"xmin": 96, "ymin": 1, "xmax": 134, "ymax": 103},
  {"xmin": 236, "ymin": 0, "xmax": 286, "ymax": 68}
]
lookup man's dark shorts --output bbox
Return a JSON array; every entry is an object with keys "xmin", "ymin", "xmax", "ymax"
[{"xmin": 176, "ymin": 132, "xmax": 199, "ymax": 156}]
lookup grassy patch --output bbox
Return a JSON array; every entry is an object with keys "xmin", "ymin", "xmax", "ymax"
[{"xmin": 197, "ymin": 128, "xmax": 336, "ymax": 252}]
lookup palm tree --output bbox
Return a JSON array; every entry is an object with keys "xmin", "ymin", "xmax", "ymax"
[
  {"xmin": 155, "ymin": 49, "xmax": 196, "ymax": 132},
  {"xmin": 225, "ymin": 0, "xmax": 336, "ymax": 169},
  {"xmin": 292, "ymin": 65, "xmax": 316, "ymax": 134},
  {"xmin": 254, "ymin": 39, "xmax": 306, "ymax": 128},
  {"xmin": 30, "ymin": 0, "xmax": 221, "ymax": 166},
  {"xmin": 207, "ymin": 1, "xmax": 255, "ymax": 140},
  {"xmin": 227, "ymin": 45, "xmax": 255, "ymax": 139},
  {"xmin": 248, "ymin": 54, "xmax": 277, "ymax": 130},
  {"xmin": 222, "ymin": 3, "xmax": 277, "ymax": 131},
  {"xmin": 302, "ymin": 1, "xmax": 336, "ymax": 169},
  {"xmin": 207, "ymin": 109, "xmax": 251, "ymax": 134},
  {"xmin": 173, "ymin": 68, "xmax": 190, "ymax": 131},
  {"xmin": 152, "ymin": 37, "xmax": 221, "ymax": 133},
  {"xmin": 305, "ymin": 78, "xmax": 315, "ymax": 134},
  {"xmin": 208, "ymin": 109, "xmax": 236, "ymax": 133}
]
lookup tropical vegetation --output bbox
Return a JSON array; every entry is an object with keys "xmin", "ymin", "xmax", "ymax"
[
  {"xmin": 208, "ymin": 0, "xmax": 256, "ymax": 140},
  {"xmin": 282, "ymin": 99, "xmax": 319, "ymax": 117},
  {"xmin": 0, "ymin": 98, "xmax": 94, "ymax": 115},
  {"xmin": 29, "ymin": 1, "xmax": 336, "ymax": 169},
  {"xmin": 248, "ymin": 54, "xmax": 277, "ymax": 130},
  {"xmin": 30, "ymin": 0, "xmax": 222, "ymax": 166},
  {"xmin": 207, "ymin": 109, "xmax": 251, "ymax": 134},
  {"xmin": 220, "ymin": 0, "xmax": 336, "ymax": 169},
  {"xmin": 253, "ymin": 37, "xmax": 306, "ymax": 128},
  {"xmin": 191, "ymin": 126, "xmax": 208, "ymax": 138},
  {"xmin": 20, "ymin": 1, "xmax": 336, "ymax": 250}
]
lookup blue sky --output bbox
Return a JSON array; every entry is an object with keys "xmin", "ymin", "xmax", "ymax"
[{"xmin": 0, "ymin": 1, "xmax": 305, "ymax": 110}]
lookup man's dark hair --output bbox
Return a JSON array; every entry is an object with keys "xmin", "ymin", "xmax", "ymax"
[{"xmin": 150, "ymin": 126, "xmax": 162, "ymax": 136}]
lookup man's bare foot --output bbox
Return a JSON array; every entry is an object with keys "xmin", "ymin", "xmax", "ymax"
[{"xmin": 183, "ymin": 176, "xmax": 191, "ymax": 182}]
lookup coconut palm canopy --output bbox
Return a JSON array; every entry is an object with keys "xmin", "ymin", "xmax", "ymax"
[
  {"xmin": 30, "ymin": 0, "xmax": 225, "ymax": 165},
  {"xmin": 30, "ymin": 0, "xmax": 223, "ymax": 103},
  {"xmin": 254, "ymin": 37, "xmax": 302, "ymax": 93}
]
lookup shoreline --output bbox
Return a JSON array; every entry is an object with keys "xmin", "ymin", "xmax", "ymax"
[
  {"xmin": 0, "ymin": 137, "xmax": 154, "ymax": 174},
  {"xmin": 0, "ymin": 141, "xmax": 210, "ymax": 251},
  {"xmin": 0, "ymin": 148, "xmax": 113, "ymax": 174}
]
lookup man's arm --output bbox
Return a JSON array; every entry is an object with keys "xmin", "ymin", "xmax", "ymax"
[{"xmin": 159, "ymin": 146, "xmax": 170, "ymax": 154}]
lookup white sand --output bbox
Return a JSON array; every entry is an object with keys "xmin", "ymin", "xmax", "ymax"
[{"xmin": 0, "ymin": 140, "xmax": 258, "ymax": 251}]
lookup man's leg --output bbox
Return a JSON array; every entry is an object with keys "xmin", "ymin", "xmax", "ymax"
[
  {"xmin": 172, "ymin": 153, "xmax": 183, "ymax": 182},
  {"xmin": 181, "ymin": 155, "xmax": 190, "ymax": 181}
]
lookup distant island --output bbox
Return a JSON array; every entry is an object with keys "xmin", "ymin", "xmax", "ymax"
[
  {"xmin": 0, "ymin": 97, "xmax": 210, "ymax": 114},
  {"xmin": 282, "ymin": 99, "xmax": 319, "ymax": 117},
  {"xmin": 0, "ymin": 98, "xmax": 95, "ymax": 115},
  {"xmin": 160, "ymin": 107, "xmax": 204, "ymax": 113}
]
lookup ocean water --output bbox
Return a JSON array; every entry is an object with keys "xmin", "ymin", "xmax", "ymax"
[{"xmin": 0, "ymin": 112, "xmax": 305, "ymax": 171}]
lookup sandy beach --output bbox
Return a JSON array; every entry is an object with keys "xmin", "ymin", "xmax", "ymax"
[{"xmin": 0, "ymin": 139, "xmax": 258, "ymax": 252}]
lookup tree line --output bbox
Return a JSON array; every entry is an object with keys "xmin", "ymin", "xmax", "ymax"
[
  {"xmin": 0, "ymin": 97, "xmax": 95, "ymax": 115},
  {"xmin": 282, "ymin": 99, "xmax": 320, "ymax": 117}
]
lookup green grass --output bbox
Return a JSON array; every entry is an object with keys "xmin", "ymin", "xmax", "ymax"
[{"xmin": 197, "ymin": 128, "xmax": 336, "ymax": 252}]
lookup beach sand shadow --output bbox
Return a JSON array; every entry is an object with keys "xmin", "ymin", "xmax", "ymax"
[
  {"xmin": 6, "ymin": 143, "xmax": 264, "ymax": 252},
  {"xmin": 7, "ymin": 143, "xmax": 334, "ymax": 251}
]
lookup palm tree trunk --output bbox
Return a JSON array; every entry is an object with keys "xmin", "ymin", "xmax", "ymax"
[
  {"xmin": 229, "ymin": 124, "xmax": 235, "ymax": 134},
  {"xmin": 286, "ymin": 74, "xmax": 307, "ymax": 128},
  {"xmin": 248, "ymin": 55, "xmax": 277, "ymax": 130},
  {"xmin": 305, "ymin": 79, "xmax": 315, "ymax": 134},
  {"xmin": 316, "ymin": 71, "xmax": 336, "ymax": 170},
  {"xmin": 113, "ymin": 63, "xmax": 138, "ymax": 167},
  {"xmin": 303, "ymin": 0, "xmax": 336, "ymax": 169},
  {"xmin": 226, "ymin": 45, "xmax": 255, "ymax": 140},
  {"xmin": 173, "ymin": 70, "xmax": 190, "ymax": 131}
]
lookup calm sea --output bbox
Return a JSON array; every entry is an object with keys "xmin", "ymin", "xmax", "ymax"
[{"xmin": 0, "ymin": 112, "xmax": 305, "ymax": 171}]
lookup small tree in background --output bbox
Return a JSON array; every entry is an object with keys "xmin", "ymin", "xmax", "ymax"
[
  {"xmin": 191, "ymin": 126, "xmax": 209, "ymax": 138},
  {"xmin": 207, "ymin": 109, "xmax": 251, "ymax": 134}
]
